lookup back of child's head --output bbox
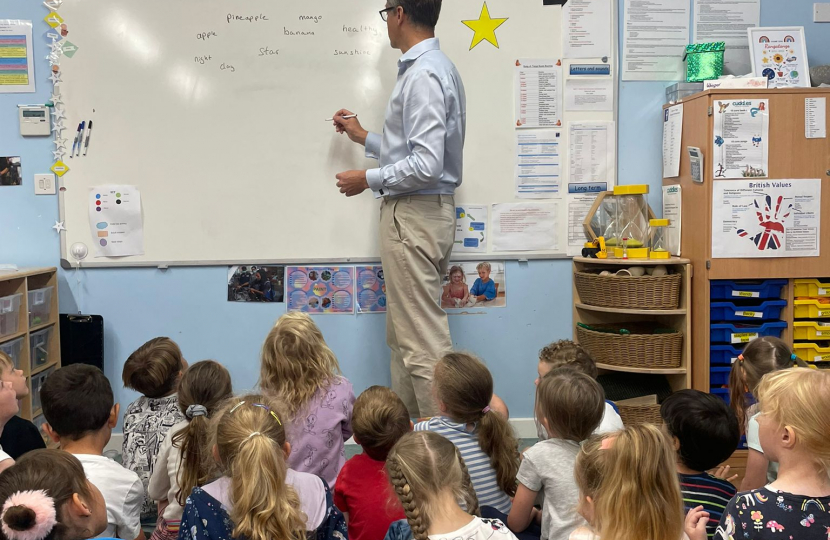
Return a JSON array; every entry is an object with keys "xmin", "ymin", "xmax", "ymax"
[
  {"xmin": 575, "ymin": 424, "xmax": 684, "ymax": 540},
  {"xmin": 0, "ymin": 449, "xmax": 106, "ymax": 540},
  {"xmin": 729, "ymin": 336, "xmax": 801, "ymax": 429},
  {"xmin": 260, "ymin": 312, "xmax": 341, "ymax": 417},
  {"xmin": 41, "ymin": 365, "xmax": 113, "ymax": 441},
  {"xmin": 173, "ymin": 360, "xmax": 233, "ymax": 505},
  {"xmin": 538, "ymin": 340, "xmax": 598, "ymax": 378},
  {"xmin": 386, "ymin": 431, "xmax": 479, "ymax": 540},
  {"xmin": 448, "ymin": 265, "xmax": 465, "ymax": 281},
  {"xmin": 122, "ymin": 337, "xmax": 184, "ymax": 399},
  {"xmin": 756, "ymin": 367, "xmax": 830, "ymax": 477},
  {"xmin": 352, "ymin": 386, "xmax": 410, "ymax": 461},
  {"xmin": 537, "ymin": 367, "xmax": 604, "ymax": 442},
  {"xmin": 660, "ymin": 389, "xmax": 740, "ymax": 472},
  {"xmin": 433, "ymin": 352, "xmax": 520, "ymax": 496},
  {"xmin": 210, "ymin": 394, "xmax": 304, "ymax": 540}
]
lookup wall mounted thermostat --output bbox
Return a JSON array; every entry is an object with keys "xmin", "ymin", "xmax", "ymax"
[{"xmin": 18, "ymin": 105, "xmax": 51, "ymax": 136}]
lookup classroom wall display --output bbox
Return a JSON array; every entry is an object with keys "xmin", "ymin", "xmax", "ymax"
[
  {"xmin": 0, "ymin": 20, "xmax": 35, "ymax": 93},
  {"xmin": 711, "ymin": 179, "xmax": 821, "ymax": 259},
  {"xmin": 0, "ymin": 156, "xmax": 22, "ymax": 186},
  {"xmin": 227, "ymin": 265, "xmax": 285, "ymax": 303},
  {"xmin": 285, "ymin": 266, "xmax": 355, "ymax": 314},
  {"xmin": 748, "ymin": 26, "xmax": 811, "ymax": 89},
  {"xmin": 54, "ymin": 0, "xmax": 618, "ymax": 266},
  {"xmin": 713, "ymin": 99, "xmax": 769, "ymax": 179},
  {"xmin": 454, "ymin": 205, "xmax": 487, "ymax": 254},
  {"xmin": 441, "ymin": 261, "xmax": 507, "ymax": 310},
  {"xmin": 355, "ymin": 265, "xmax": 386, "ymax": 314}
]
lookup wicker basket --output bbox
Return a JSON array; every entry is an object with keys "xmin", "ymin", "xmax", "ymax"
[
  {"xmin": 574, "ymin": 271, "xmax": 682, "ymax": 310},
  {"xmin": 616, "ymin": 404, "xmax": 663, "ymax": 426},
  {"xmin": 576, "ymin": 324, "xmax": 683, "ymax": 369}
]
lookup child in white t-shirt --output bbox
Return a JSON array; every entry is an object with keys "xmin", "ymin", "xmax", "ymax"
[
  {"xmin": 41, "ymin": 364, "xmax": 145, "ymax": 540},
  {"xmin": 385, "ymin": 431, "xmax": 519, "ymax": 540}
]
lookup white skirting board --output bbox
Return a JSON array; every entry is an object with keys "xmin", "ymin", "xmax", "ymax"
[{"xmin": 104, "ymin": 418, "xmax": 538, "ymax": 456}]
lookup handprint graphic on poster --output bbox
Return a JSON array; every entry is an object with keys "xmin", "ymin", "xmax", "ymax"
[{"xmin": 736, "ymin": 195, "xmax": 793, "ymax": 251}]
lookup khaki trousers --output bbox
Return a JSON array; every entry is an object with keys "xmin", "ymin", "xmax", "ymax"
[{"xmin": 379, "ymin": 194, "xmax": 456, "ymax": 418}]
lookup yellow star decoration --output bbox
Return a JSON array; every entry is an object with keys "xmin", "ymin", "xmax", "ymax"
[{"xmin": 462, "ymin": 2, "xmax": 508, "ymax": 50}]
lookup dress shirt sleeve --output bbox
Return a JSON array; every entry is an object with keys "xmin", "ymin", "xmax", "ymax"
[
  {"xmin": 365, "ymin": 132, "xmax": 382, "ymax": 160},
  {"xmin": 366, "ymin": 70, "xmax": 447, "ymax": 195}
]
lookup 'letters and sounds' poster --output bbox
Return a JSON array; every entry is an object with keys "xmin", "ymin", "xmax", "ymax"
[{"xmin": 711, "ymin": 179, "xmax": 820, "ymax": 259}]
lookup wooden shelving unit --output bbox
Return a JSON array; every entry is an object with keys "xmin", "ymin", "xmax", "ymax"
[
  {"xmin": 0, "ymin": 268, "xmax": 61, "ymax": 423},
  {"xmin": 572, "ymin": 257, "xmax": 693, "ymax": 392}
]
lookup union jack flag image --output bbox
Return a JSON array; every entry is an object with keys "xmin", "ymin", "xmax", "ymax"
[{"xmin": 736, "ymin": 195, "xmax": 793, "ymax": 250}]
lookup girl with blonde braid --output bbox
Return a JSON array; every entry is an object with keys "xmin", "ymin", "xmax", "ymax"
[
  {"xmin": 384, "ymin": 431, "xmax": 519, "ymax": 540},
  {"xmin": 178, "ymin": 394, "xmax": 346, "ymax": 540}
]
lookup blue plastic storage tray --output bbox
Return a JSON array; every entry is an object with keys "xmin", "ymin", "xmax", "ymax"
[
  {"xmin": 710, "ymin": 367, "xmax": 732, "ymax": 386},
  {"xmin": 710, "ymin": 388, "xmax": 730, "ymax": 404},
  {"xmin": 710, "ymin": 300, "xmax": 787, "ymax": 322},
  {"xmin": 710, "ymin": 321, "xmax": 787, "ymax": 344},
  {"xmin": 710, "ymin": 280, "xmax": 787, "ymax": 300},
  {"xmin": 710, "ymin": 345, "xmax": 743, "ymax": 365}
]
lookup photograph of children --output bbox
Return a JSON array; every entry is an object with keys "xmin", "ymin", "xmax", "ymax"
[
  {"xmin": 0, "ymin": 157, "xmax": 22, "ymax": 186},
  {"xmin": 356, "ymin": 265, "xmax": 386, "ymax": 313},
  {"xmin": 227, "ymin": 265, "xmax": 285, "ymax": 302},
  {"xmin": 285, "ymin": 266, "xmax": 355, "ymax": 314},
  {"xmin": 440, "ymin": 261, "xmax": 507, "ymax": 310}
]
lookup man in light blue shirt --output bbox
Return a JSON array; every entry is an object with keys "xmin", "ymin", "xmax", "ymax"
[{"xmin": 332, "ymin": 0, "xmax": 465, "ymax": 417}]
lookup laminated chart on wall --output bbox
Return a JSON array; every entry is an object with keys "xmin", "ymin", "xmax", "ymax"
[
  {"xmin": 711, "ymin": 179, "xmax": 821, "ymax": 259},
  {"xmin": 286, "ymin": 266, "xmax": 355, "ymax": 314},
  {"xmin": 713, "ymin": 99, "xmax": 769, "ymax": 179},
  {"xmin": 88, "ymin": 186, "xmax": 144, "ymax": 257},
  {"xmin": 515, "ymin": 131, "xmax": 562, "ymax": 198},
  {"xmin": 355, "ymin": 266, "xmax": 386, "ymax": 314},
  {"xmin": 454, "ymin": 205, "xmax": 487, "ymax": 253},
  {"xmin": 0, "ymin": 20, "xmax": 35, "ymax": 92},
  {"xmin": 514, "ymin": 59, "xmax": 563, "ymax": 128}
]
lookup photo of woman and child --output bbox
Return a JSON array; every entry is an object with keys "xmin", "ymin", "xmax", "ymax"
[{"xmin": 441, "ymin": 261, "xmax": 507, "ymax": 309}]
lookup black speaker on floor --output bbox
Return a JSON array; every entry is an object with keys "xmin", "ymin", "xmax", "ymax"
[{"xmin": 59, "ymin": 314, "xmax": 104, "ymax": 371}]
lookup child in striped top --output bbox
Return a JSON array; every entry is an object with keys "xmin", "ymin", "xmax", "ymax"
[
  {"xmin": 660, "ymin": 390, "xmax": 740, "ymax": 539},
  {"xmin": 414, "ymin": 352, "xmax": 520, "ymax": 514}
]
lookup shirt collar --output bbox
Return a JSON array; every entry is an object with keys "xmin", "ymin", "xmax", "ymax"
[{"xmin": 398, "ymin": 37, "xmax": 440, "ymax": 68}]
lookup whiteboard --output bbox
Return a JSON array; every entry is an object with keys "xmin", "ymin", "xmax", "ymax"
[{"xmin": 57, "ymin": 0, "xmax": 617, "ymax": 266}]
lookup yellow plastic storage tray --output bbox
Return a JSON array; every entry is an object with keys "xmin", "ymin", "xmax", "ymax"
[
  {"xmin": 793, "ymin": 321, "xmax": 830, "ymax": 340},
  {"xmin": 794, "ymin": 279, "xmax": 830, "ymax": 297},
  {"xmin": 794, "ymin": 299, "xmax": 830, "ymax": 319},
  {"xmin": 793, "ymin": 342, "xmax": 830, "ymax": 363}
]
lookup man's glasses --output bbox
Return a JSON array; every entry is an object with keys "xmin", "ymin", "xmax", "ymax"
[{"xmin": 379, "ymin": 6, "xmax": 395, "ymax": 21}]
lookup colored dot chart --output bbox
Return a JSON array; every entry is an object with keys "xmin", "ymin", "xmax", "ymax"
[
  {"xmin": 286, "ymin": 266, "xmax": 357, "ymax": 314},
  {"xmin": 355, "ymin": 266, "xmax": 386, "ymax": 313},
  {"xmin": 87, "ymin": 185, "xmax": 144, "ymax": 257}
]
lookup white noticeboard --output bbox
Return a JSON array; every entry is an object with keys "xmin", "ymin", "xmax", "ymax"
[
  {"xmin": 56, "ymin": 0, "xmax": 619, "ymax": 266},
  {"xmin": 712, "ymin": 179, "xmax": 821, "ymax": 259},
  {"xmin": 713, "ymin": 99, "xmax": 769, "ymax": 179}
]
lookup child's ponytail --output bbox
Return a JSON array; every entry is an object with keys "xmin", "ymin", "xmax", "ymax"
[
  {"xmin": 728, "ymin": 336, "xmax": 795, "ymax": 430},
  {"xmin": 212, "ymin": 395, "xmax": 305, "ymax": 540},
  {"xmin": 434, "ymin": 353, "xmax": 520, "ymax": 496},
  {"xmin": 173, "ymin": 360, "xmax": 233, "ymax": 506}
]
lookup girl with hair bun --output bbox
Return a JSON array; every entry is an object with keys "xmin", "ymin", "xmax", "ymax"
[
  {"xmin": 385, "ymin": 431, "xmax": 518, "ymax": 540},
  {"xmin": 0, "ymin": 449, "xmax": 109, "ymax": 540}
]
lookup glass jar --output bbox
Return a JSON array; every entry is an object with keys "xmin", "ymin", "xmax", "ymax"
[
  {"xmin": 649, "ymin": 219, "xmax": 671, "ymax": 259},
  {"xmin": 612, "ymin": 185, "xmax": 650, "ymax": 259}
]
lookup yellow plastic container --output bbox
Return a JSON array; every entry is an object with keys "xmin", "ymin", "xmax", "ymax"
[
  {"xmin": 794, "ymin": 279, "xmax": 830, "ymax": 297},
  {"xmin": 793, "ymin": 342, "xmax": 830, "ymax": 363},
  {"xmin": 794, "ymin": 299, "xmax": 830, "ymax": 319},
  {"xmin": 793, "ymin": 321, "xmax": 830, "ymax": 340}
]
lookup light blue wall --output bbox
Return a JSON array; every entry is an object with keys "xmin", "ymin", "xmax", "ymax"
[{"xmin": 1, "ymin": 0, "xmax": 828, "ymax": 421}]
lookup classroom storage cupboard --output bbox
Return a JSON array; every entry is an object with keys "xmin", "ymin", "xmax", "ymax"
[
  {"xmin": 663, "ymin": 88, "xmax": 830, "ymax": 391},
  {"xmin": 0, "ymin": 268, "xmax": 61, "ymax": 426},
  {"xmin": 663, "ymin": 88, "xmax": 830, "ymax": 484}
]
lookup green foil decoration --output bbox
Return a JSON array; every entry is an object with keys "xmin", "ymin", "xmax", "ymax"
[{"xmin": 684, "ymin": 42, "xmax": 725, "ymax": 82}]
